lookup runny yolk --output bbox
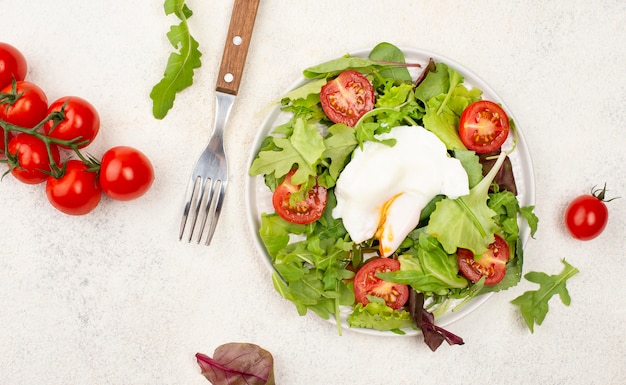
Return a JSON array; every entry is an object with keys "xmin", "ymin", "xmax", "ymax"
[{"xmin": 374, "ymin": 193, "xmax": 403, "ymax": 256}]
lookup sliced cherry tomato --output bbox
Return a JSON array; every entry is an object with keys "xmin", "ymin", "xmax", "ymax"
[
  {"xmin": 0, "ymin": 81, "xmax": 48, "ymax": 128},
  {"xmin": 457, "ymin": 234, "xmax": 510, "ymax": 286},
  {"xmin": 0, "ymin": 43, "xmax": 27, "ymax": 89},
  {"xmin": 319, "ymin": 70, "xmax": 375, "ymax": 127},
  {"xmin": 272, "ymin": 169, "xmax": 327, "ymax": 225},
  {"xmin": 7, "ymin": 133, "xmax": 61, "ymax": 184},
  {"xmin": 354, "ymin": 258, "xmax": 409, "ymax": 310},
  {"xmin": 46, "ymin": 160, "xmax": 102, "ymax": 215},
  {"xmin": 99, "ymin": 146, "xmax": 154, "ymax": 201},
  {"xmin": 43, "ymin": 96, "xmax": 100, "ymax": 148},
  {"xmin": 564, "ymin": 185, "xmax": 613, "ymax": 240},
  {"xmin": 459, "ymin": 100, "xmax": 510, "ymax": 153}
]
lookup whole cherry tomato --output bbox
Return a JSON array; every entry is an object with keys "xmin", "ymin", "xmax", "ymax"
[
  {"xmin": 43, "ymin": 96, "xmax": 100, "ymax": 148},
  {"xmin": 99, "ymin": 146, "xmax": 154, "ymax": 201},
  {"xmin": 0, "ymin": 81, "xmax": 48, "ymax": 128},
  {"xmin": 7, "ymin": 133, "xmax": 60, "ymax": 184},
  {"xmin": 565, "ymin": 184, "xmax": 616, "ymax": 240},
  {"xmin": 0, "ymin": 42, "xmax": 27, "ymax": 89},
  {"xmin": 46, "ymin": 160, "xmax": 102, "ymax": 215}
]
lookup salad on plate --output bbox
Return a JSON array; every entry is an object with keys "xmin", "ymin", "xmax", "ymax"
[{"xmin": 247, "ymin": 42, "xmax": 538, "ymax": 351}]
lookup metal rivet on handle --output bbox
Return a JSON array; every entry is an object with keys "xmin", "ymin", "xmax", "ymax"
[
  {"xmin": 232, "ymin": 35, "xmax": 243, "ymax": 45},
  {"xmin": 223, "ymin": 73, "xmax": 234, "ymax": 83}
]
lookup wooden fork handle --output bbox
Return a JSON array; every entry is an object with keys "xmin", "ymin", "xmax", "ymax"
[{"xmin": 215, "ymin": 0, "xmax": 260, "ymax": 95}]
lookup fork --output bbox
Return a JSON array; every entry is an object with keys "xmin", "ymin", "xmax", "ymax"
[{"xmin": 179, "ymin": 0, "xmax": 260, "ymax": 245}]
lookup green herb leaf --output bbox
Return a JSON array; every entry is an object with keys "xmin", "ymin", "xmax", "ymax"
[
  {"xmin": 150, "ymin": 0, "xmax": 202, "ymax": 119},
  {"xmin": 511, "ymin": 259, "xmax": 579, "ymax": 333}
]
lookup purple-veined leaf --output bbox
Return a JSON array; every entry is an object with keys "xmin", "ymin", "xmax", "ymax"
[{"xmin": 196, "ymin": 343, "xmax": 275, "ymax": 385}]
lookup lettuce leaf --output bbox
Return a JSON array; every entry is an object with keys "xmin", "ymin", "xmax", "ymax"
[
  {"xmin": 347, "ymin": 302, "xmax": 414, "ymax": 332},
  {"xmin": 378, "ymin": 233, "xmax": 468, "ymax": 295},
  {"xmin": 426, "ymin": 151, "xmax": 508, "ymax": 255}
]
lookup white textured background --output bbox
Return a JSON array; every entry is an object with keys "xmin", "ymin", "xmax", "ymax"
[{"xmin": 1, "ymin": 1, "xmax": 625, "ymax": 384}]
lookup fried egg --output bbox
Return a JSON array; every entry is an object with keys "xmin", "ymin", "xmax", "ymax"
[{"xmin": 332, "ymin": 125, "xmax": 469, "ymax": 257}]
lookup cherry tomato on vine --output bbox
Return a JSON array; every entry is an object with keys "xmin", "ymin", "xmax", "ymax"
[
  {"xmin": 564, "ymin": 184, "xmax": 615, "ymax": 240},
  {"xmin": 459, "ymin": 100, "xmax": 510, "ymax": 153},
  {"xmin": 43, "ymin": 96, "xmax": 100, "ymax": 148},
  {"xmin": 0, "ymin": 42, "xmax": 27, "ymax": 89},
  {"xmin": 99, "ymin": 146, "xmax": 154, "ymax": 201},
  {"xmin": 320, "ymin": 70, "xmax": 375, "ymax": 127},
  {"xmin": 46, "ymin": 160, "xmax": 102, "ymax": 215},
  {"xmin": 353, "ymin": 258, "xmax": 409, "ymax": 310},
  {"xmin": 7, "ymin": 133, "xmax": 61, "ymax": 184},
  {"xmin": 272, "ymin": 169, "xmax": 327, "ymax": 225},
  {"xmin": 0, "ymin": 81, "xmax": 48, "ymax": 128},
  {"xmin": 457, "ymin": 234, "xmax": 510, "ymax": 286},
  {"xmin": 0, "ymin": 127, "xmax": 12, "ymax": 156}
]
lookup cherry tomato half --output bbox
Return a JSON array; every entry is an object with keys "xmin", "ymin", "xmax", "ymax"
[
  {"xmin": 0, "ymin": 81, "xmax": 48, "ymax": 128},
  {"xmin": 564, "ymin": 187, "xmax": 611, "ymax": 240},
  {"xmin": 320, "ymin": 70, "xmax": 375, "ymax": 127},
  {"xmin": 99, "ymin": 146, "xmax": 154, "ymax": 201},
  {"xmin": 0, "ymin": 42, "xmax": 27, "ymax": 89},
  {"xmin": 272, "ymin": 169, "xmax": 327, "ymax": 225},
  {"xmin": 46, "ymin": 160, "xmax": 102, "ymax": 215},
  {"xmin": 354, "ymin": 258, "xmax": 409, "ymax": 310},
  {"xmin": 459, "ymin": 100, "xmax": 510, "ymax": 153},
  {"xmin": 7, "ymin": 133, "xmax": 61, "ymax": 184},
  {"xmin": 457, "ymin": 234, "xmax": 510, "ymax": 286},
  {"xmin": 43, "ymin": 96, "xmax": 100, "ymax": 148}
]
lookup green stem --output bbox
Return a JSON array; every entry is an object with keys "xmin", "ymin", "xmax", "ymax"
[{"xmin": 0, "ymin": 112, "xmax": 99, "ymax": 178}]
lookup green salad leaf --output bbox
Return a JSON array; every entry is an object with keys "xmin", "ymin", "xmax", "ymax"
[
  {"xmin": 426, "ymin": 152, "xmax": 508, "ymax": 255},
  {"xmin": 150, "ymin": 0, "xmax": 202, "ymax": 119},
  {"xmin": 347, "ymin": 302, "xmax": 414, "ymax": 332},
  {"xmin": 511, "ymin": 259, "xmax": 579, "ymax": 333},
  {"xmin": 378, "ymin": 233, "xmax": 468, "ymax": 295}
]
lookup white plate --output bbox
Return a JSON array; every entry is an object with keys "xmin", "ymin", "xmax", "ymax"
[{"xmin": 245, "ymin": 47, "xmax": 536, "ymax": 336}]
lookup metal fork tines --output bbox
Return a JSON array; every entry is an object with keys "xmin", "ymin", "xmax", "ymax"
[{"xmin": 179, "ymin": 92, "xmax": 234, "ymax": 245}]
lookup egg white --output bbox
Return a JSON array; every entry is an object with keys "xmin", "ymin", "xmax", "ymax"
[{"xmin": 332, "ymin": 125, "xmax": 469, "ymax": 257}]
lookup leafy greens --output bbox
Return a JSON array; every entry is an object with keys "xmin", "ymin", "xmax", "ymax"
[
  {"xmin": 150, "ymin": 0, "xmax": 202, "ymax": 119},
  {"xmin": 249, "ymin": 42, "xmax": 540, "ymax": 350},
  {"xmin": 511, "ymin": 259, "xmax": 579, "ymax": 332}
]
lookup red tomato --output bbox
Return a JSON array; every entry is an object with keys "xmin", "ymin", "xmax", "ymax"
[
  {"xmin": 272, "ymin": 169, "xmax": 327, "ymax": 224},
  {"xmin": 457, "ymin": 234, "xmax": 509, "ymax": 286},
  {"xmin": 320, "ymin": 70, "xmax": 375, "ymax": 127},
  {"xmin": 46, "ymin": 160, "xmax": 102, "ymax": 215},
  {"xmin": 0, "ymin": 127, "xmax": 12, "ymax": 156},
  {"xmin": 0, "ymin": 43, "xmax": 27, "ymax": 89},
  {"xmin": 99, "ymin": 146, "xmax": 154, "ymax": 201},
  {"xmin": 564, "ymin": 185, "xmax": 613, "ymax": 240},
  {"xmin": 7, "ymin": 133, "xmax": 61, "ymax": 184},
  {"xmin": 43, "ymin": 96, "xmax": 100, "ymax": 148},
  {"xmin": 459, "ymin": 100, "xmax": 510, "ymax": 153},
  {"xmin": 0, "ymin": 81, "xmax": 48, "ymax": 128},
  {"xmin": 354, "ymin": 258, "xmax": 409, "ymax": 310}
]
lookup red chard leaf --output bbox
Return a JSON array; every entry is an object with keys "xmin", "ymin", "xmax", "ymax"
[
  {"xmin": 408, "ymin": 289, "xmax": 465, "ymax": 351},
  {"xmin": 196, "ymin": 343, "xmax": 275, "ymax": 385}
]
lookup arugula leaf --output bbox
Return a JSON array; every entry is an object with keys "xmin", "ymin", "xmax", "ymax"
[
  {"xmin": 150, "ymin": 0, "xmax": 202, "ymax": 119},
  {"xmin": 511, "ymin": 259, "xmax": 579, "ymax": 333}
]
